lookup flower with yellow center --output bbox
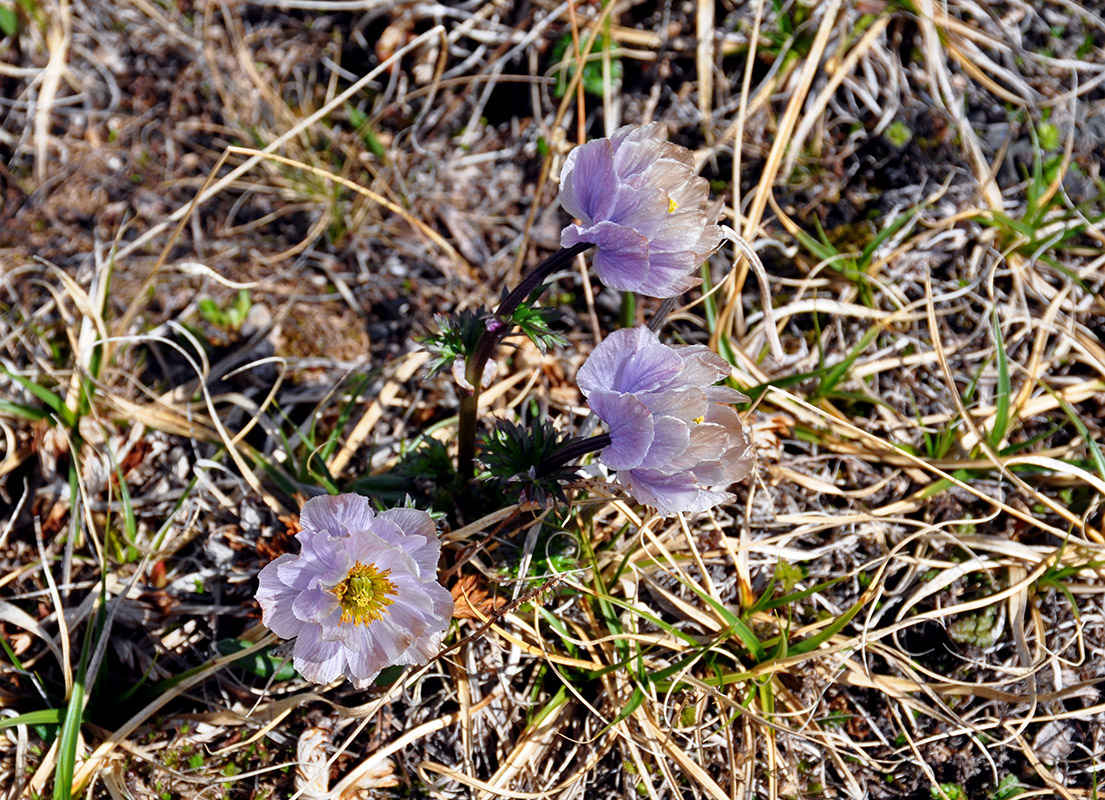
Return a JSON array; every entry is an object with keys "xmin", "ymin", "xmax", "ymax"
[
  {"xmin": 576, "ymin": 326, "xmax": 754, "ymax": 515},
  {"xmin": 256, "ymin": 494, "xmax": 454, "ymax": 688},
  {"xmin": 559, "ymin": 122, "xmax": 723, "ymax": 298},
  {"xmin": 333, "ymin": 561, "xmax": 398, "ymax": 626}
]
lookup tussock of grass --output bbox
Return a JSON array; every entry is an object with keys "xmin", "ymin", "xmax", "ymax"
[{"xmin": 2, "ymin": 1, "xmax": 1105, "ymax": 798}]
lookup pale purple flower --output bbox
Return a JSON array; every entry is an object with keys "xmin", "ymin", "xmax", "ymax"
[
  {"xmin": 577, "ymin": 326, "xmax": 753, "ymax": 514},
  {"xmin": 256, "ymin": 494, "xmax": 453, "ymax": 688},
  {"xmin": 559, "ymin": 123, "xmax": 722, "ymax": 298}
]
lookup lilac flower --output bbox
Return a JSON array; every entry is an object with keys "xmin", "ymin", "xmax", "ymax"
[
  {"xmin": 577, "ymin": 326, "xmax": 754, "ymax": 514},
  {"xmin": 559, "ymin": 123, "xmax": 722, "ymax": 299},
  {"xmin": 255, "ymin": 494, "xmax": 453, "ymax": 688}
]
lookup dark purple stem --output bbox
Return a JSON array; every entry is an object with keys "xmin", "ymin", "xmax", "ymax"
[
  {"xmin": 536, "ymin": 433, "xmax": 611, "ymax": 478},
  {"xmin": 456, "ymin": 242, "xmax": 593, "ymax": 481}
]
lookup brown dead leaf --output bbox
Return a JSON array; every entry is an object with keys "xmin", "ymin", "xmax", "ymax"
[{"xmin": 450, "ymin": 574, "xmax": 507, "ymax": 620}]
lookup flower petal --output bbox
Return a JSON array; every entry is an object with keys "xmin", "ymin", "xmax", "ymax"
[
  {"xmin": 292, "ymin": 586, "xmax": 337, "ymax": 625},
  {"xmin": 561, "ymin": 124, "xmax": 721, "ymax": 298},
  {"xmin": 617, "ymin": 344, "xmax": 684, "ymax": 394},
  {"xmin": 588, "ymin": 389, "xmax": 655, "ymax": 470},
  {"xmin": 576, "ymin": 324, "xmax": 755, "ymax": 516},
  {"xmin": 576, "ymin": 326, "xmax": 659, "ymax": 395},
  {"xmin": 560, "ymin": 138, "xmax": 617, "ymax": 223},
  {"xmin": 257, "ymin": 557, "xmax": 307, "ymax": 639},
  {"xmin": 376, "ymin": 508, "xmax": 441, "ymax": 579},
  {"xmin": 638, "ymin": 416, "xmax": 690, "ymax": 470},
  {"xmin": 562, "ymin": 221, "xmax": 651, "ymax": 293},
  {"xmin": 255, "ymin": 496, "xmax": 452, "ymax": 688},
  {"xmin": 293, "ymin": 625, "xmax": 347, "ymax": 685},
  {"xmin": 622, "ymin": 468, "xmax": 733, "ymax": 515},
  {"xmin": 300, "ymin": 494, "xmax": 376, "ymax": 537}
]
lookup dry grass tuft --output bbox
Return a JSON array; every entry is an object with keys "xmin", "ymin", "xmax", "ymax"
[{"xmin": 2, "ymin": 1, "xmax": 1105, "ymax": 798}]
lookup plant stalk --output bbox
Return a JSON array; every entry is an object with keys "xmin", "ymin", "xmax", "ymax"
[
  {"xmin": 536, "ymin": 432, "xmax": 611, "ymax": 477},
  {"xmin": 456, "ymin": 242, "xmax": 592, "ymax": 481}
]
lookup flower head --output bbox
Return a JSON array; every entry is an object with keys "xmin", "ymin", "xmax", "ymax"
[
  {"xmin": 577, "ymin": 326, "xmax": 753, "ymax": 514},
  {"xmin": 559, "ymin": 123, "xmax": 722, "ymax": 298},
  {"xmin": 255, "ymin": 494, "xmax": 454, "ymax": 688}
]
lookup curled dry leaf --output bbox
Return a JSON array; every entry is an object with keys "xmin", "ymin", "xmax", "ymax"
[{"xmin": 450, "ymin": 574, "xmax": 508, "ymax": 620}]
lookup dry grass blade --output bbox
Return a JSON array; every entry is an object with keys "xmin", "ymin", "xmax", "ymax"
[{"xmin": 2, "ymin": 1, "xmax": 1105, "ymax": 797}]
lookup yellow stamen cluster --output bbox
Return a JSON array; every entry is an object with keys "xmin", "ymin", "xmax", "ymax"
[
  {"xmin": 668, "ymin": 197, "xmax": 679, "ymax": 213},
  {"xmin": 693, "ymin": 415, "xmax": 705, "ymax": 424},
  {"xmin": 333, "ymin": 561, "xmax": 398, "ymax": 626}
]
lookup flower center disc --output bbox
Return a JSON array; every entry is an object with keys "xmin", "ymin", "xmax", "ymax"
[{"xmin": 333, "ymin": 561, "xmax": 398, "ymax": 626}]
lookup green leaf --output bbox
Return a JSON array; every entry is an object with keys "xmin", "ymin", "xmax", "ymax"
[
  {"xmin": 54, "ymin": 674, "xmax": 85, "ymax": 799},
  {"xmin": 786, "ymin": 591, "xmax": 869, "ymax": 656},
  {"xmin": 0, "ymin": 5, "xmax": 18, "ymax": 37},
  {"xmin": 214, "ymin": 639, "xmax": 298, "ymax": 682},
  {"xmin": 989, "ymin": 774, "xmax": 1025, "ymax": 800},
  {"xmin": 816, "ymin": 324, "xmax": 880, "ymax": 398},
  {"xmin": 551, "ymin": 32, "xmax": 622, "ymax": 98},
  {"xmin": 508, "ymin": 296, "xmax": 568, "ymax": 355},
  {"xmin": 0, "ymin": 398, "xmax": 51, "ymax": 421},
  {"xmin": 989, "ymin": 308, "xmax": 1011, "ymax": 448},
  {"xmin": 0, "ymin": 366, "xmax": 76, "ymax": 428},
  {"xmin": 1038, "ymin": 122, "xmax": 1060, "ymax": 152},
  {"xmin": 0, "ymin": 708, "xmax": 64, "ymax": 730},
  {"xmin": 419, "ymin": 307, "xmax": 488, "ymax": 377}
]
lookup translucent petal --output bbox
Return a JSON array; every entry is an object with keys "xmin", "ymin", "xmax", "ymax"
[
  {"xmin": 559, "ymin": 138, "xmax": 617, "ymax": 223},
  {"xmin": 563, "ymin": 221, "xmax": 651, "ymax": 292},
  {"xmin": 293, "ymin": 626, "xmax": 346, "ymax": 685},
  {"xmin": 606, "ymin": 182, "xmax": 670, "ymax": 238},
  {"xmin": 638, "ymin": 416, "xmax": 691, "ymax": 470},
  {"xmin": 616, "ymin": 344, "xmax": 684, "ymax": 394},
  {"xmin": 622, "ymin": 468, "xmax": 732, "ymax": 515},
  {"xmin": 588, "ymin": 389, "xmax": 654, "ymax": 470},
  {"xmin": 377, "ymin": 508, "xmax": 442, "ymax": 579},
  {"xmin": 256, "ymin": 558, "xmax": 307, "ymax": 639},
  {"xmin": 292, "ymin": 586, "xmax": 337, "ymax": 625},
  {"xmin": 300, "ymin": 494, "xmax": 376, "ymax": 537},
  {"xmin": 577, "ymin": 326, "xmax": 658, "ymax": 395},
  {"xmin": 255, "ymin": 496, "xmax": 452, "ymax": 688}
]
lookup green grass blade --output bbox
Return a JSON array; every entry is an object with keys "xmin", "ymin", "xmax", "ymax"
[
  {"xmin": 53, "ymin": 664, "xmax": 86, "ymax": 799},
  {"xmin": 0, "ymin": 366, "xmax": 76, "ymax": 428},
  {"xmin": 0, "ymin": 708, "xmax": 64, "ymax": 730},
  {"xmin": 858, "ymin": 209, "xmax": 915, "ymax": 268},
  {"xmin": 753, "ymin": 574, "xmax": 848, "ymax": 613},
  {"xmin": 1051, "ymin": 388, "xmax": 1105, "ymax": 483},
  {"xmin": 0, "ymin": 399, "xmax": 51, "ymax": 421},
  {"xmin": 816, "ymin": 324, "xmax": 880, "ymax": 399},
  {"xmin": 786, "ymin": 592, "xmax": 869, "ymax": 657},
  {"xmin": 989, "ymin": 308, "xmax": 1011, "ymax": 447}
]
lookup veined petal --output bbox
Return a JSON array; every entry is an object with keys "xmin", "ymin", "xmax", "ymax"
[
  {"xmin": 623, "ymin": 467, "xmax": 733, "ymax": 515},
  {"xmin": 301, "ymin": 494, "xmax": 376, "ymax": 537},
  {"xmin": 677, "ymin": 345, "xmax": 733, "ymax": 385},
  {"xmin": 292, "ymin": 586, "xmax": 337, "ymax": 624},
  {"xmin": 638, "ymin": 416, "xmax": 691, "ymax": 470},
  {"xmin": 606, "ymin": 183, "xmax": 671, "ymax": 238},
  {"xmin": 257, "ymin": 558, "xmax": 307, "ymax": 639},
  {"xmin": 614, "ymin": 139, "xmax": 674, "ymax": 183},
  {"xmin": 560, "ymin": 124, "xmax": 722, "ymax": 298},
  {"xmin": 293, "ymin": 625, "xmax": 346, "ymax": 685},
  {"xmin": 639, "ymin": 387, "xmax": 709, "ymax": 421},
  {"xmin": 377, "ymin": 508, "xmax": 441, "ymax": 578},
  {"xmin": 255, "ymin": 495, "xmax": 452, "ymax": 688},
  {"xmin": 577, "ymin": 326, "xmax": 660, "ymax": 395},
  {"xmin": 588, "ymin": 389, "xmax": 655, "ymax": 470},
  {"xmin": 563, "ymin": 221, "xmax": 651, "ymax": 293},
  {"xmin": 617, "ymin": 344, "xmax": 685, "ymax": 394},
  {"xmin": 560, "ymin": 138, "xmax": 617, "ymax": 223},
  {"xmin": 634, "ymin": 249, "xmax": 700, "ymax": 298},
  {"xmin": 576, "ymin": 323, "xmax": 755, "ymax": 516}
]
